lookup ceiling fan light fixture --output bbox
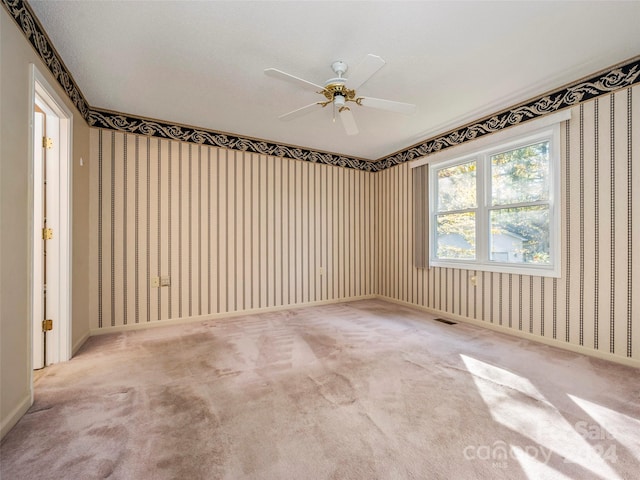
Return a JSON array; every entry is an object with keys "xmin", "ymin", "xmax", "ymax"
[{"xmin": 334, "ymin": 94, "xmax": 346, "ymax": 108}]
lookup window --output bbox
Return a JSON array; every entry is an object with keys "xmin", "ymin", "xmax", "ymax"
[{"xmin": 429, "ymin": 125, "xmax": 561, "ymax": 277}]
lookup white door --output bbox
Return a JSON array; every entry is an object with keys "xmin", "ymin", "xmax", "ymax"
[
  {"xmin": 32, "ymin": 108, "xmax": 46, "ymax": 369},
  {"xmin": 31, "ymin": 65, "xmax": 72, "ymax": 371},
  {"xmin": 32, "ymin": 99, "xmax": 61, "ymax": 368}
]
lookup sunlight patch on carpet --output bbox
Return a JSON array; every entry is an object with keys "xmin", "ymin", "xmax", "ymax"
[
  {"xmin": 511, "ymin": 446, "xmax": 574, "ymax": 480},
  {"xmin": 569, "ymin": 395, "xmax": 640, "ymax": 463},
  {"xmin": 460, "ymin": 354, "xmax": 622, "ymax": 480}
]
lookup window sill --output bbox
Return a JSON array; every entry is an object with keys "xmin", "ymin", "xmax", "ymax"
[{"xmin": 428, "ymin": 260, "xmax": 560, "ymax": 278}]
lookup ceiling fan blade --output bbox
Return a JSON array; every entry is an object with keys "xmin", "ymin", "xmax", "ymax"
[
  {"xmin": 278, "ymin": 102, "xmax": 321, "ymax": 121},
  {"xmin": 264, "ymin": 68, "xmax": 324, "ymax": 92},
  {"xmin": 359, "ymin": 96, "xmax": 417, "ymax": 115},
  {"xmin": 339, "ymin": 108, "xmax": 359, "ymax": 136},
  {"xmin": 346, "ymin": 54, "xmax": 386, "ymax": 90}
]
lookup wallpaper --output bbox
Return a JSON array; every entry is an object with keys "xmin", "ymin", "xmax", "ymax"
[
  {"xmin": 89, "ymin": 131, "xmax": 377, "ymax": 329},
  {"xmin": 90, "ymin": 85, "xmax": 638, "ymax": 365},
  {"xmin": 376, "ymin": 85, "xmax": 639, "ymax": 362}
]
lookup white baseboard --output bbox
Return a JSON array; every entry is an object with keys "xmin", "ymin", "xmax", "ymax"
[
  {"xmin": 376, "ymin": 295, "xmax": 640, "ymax": 369},
  {"xmin": 89, "ymin": 293, "xmax": 638, "ymax": 368},
  {"xmin": 90, "ymin": 295, "xmax": 377, "ymax": 336},
  {"xmin": 1, "ymin": 392, "xmax": 32, "ymax": 440},
  {"xmin": 72, "ymin": 330, "xmax": 90, "ymax": 355}
]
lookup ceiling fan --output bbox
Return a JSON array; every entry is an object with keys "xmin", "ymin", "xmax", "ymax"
[{"xmin": 264, "ymin": 54, "xmax": 416, "ymax": 136}]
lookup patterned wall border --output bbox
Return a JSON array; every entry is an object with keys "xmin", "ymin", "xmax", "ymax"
[
  {"xmin": 2, "ymin": 0, "xmax": 90, "ymax": 121},
  {"xmin": 4, "ymin": 0, "xmax": 638, "ymax": 172},
  {"xmin": 88, "ymin": 109, "xmax": 375, "ymax": 171},
  {"xmin": 377, "ymin": 57, "xmax": 640, "ymax": 170}
]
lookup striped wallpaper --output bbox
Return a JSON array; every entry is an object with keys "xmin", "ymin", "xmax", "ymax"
[
  {"xmin": 377, "ymin": 85, "xmax": 639, "ymax": 363},
  {"xmin": 89, "ymin": 130, "xmax": 377, "ymax": 330},
  {"xmin": 90, "ymin": 84, "xmax": 638, "ymax": 364}
]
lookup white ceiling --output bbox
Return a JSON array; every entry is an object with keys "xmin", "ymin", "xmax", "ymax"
[{"xmin": 29, "ymin": 1, "xmax": 640, "ymax": 160}]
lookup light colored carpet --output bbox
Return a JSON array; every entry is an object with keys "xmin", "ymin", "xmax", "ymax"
[{"xmin": 1, "ymin": 299, "xmax": 638, "ymax": 479}]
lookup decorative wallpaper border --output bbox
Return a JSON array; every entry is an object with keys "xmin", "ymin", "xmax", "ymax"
[
  {"xmin": 2, "ymin": 0, "xmax": 90, "ymax": 121},
  {"xmin": 4, "ymin": 0, "xmax": 639, "ymax": 171},
  {"xmin": 88, "ymin": 109, "xmax": 376, "ymax": 171},
  {"xmin": 378, "ymin": 57, "xmax": 640, "ymax": 169}
]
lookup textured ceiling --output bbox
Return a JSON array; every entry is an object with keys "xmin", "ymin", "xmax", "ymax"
[{"xmin": 29, "ymin": 1, "xmax": 640, "ymax": 160}]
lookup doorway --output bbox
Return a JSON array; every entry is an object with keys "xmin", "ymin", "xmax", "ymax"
[{"xmin": 30, "ymin": 65, "xmax": 72, "ymax": 372}]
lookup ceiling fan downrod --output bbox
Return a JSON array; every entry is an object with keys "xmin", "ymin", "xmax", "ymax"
[{"xmin": 323, "ymin": 60, "xmax": 354, "ymax": 109}]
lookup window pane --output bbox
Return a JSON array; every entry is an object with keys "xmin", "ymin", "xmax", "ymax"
[
  {"xmin": 437, "ymin": 161, "xmax": 476, "ymax": 211},
  {"xmin": 490, "ymin": 206, "xmax": 550, "ymax": 264},
  {"xmin": 436, "ymin": 212, "xmax": 475, "ymax": 259},
  {"xmin": 491, "ymin": 141, "xmax": 549, "ymax": 205}
]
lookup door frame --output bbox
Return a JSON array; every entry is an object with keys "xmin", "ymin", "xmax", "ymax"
[{"xmin": 28, "ymin": 64, "xmax": 73, "ymax": 384}]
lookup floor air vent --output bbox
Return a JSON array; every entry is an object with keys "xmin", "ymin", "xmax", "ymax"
[{"xmin": 434, "ymin": 318, "xmax": 457, "ymax": 325}]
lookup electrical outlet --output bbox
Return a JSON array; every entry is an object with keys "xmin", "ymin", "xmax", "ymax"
[
  {"xmin": 151, "ymin": 276, "xmax": 160, "ymax": 288},
  {"xmin": 160, "ymin": 276, "xmax": 171, "ymax": 287},
  {"xmin": 470, "ymin": 276, "xmax": 477, "ymax": 287},
  {"xmin": 318, "ymin": 267, "xmax": 325, "ymax": 276}
]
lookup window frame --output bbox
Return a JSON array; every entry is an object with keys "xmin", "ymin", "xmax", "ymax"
[{"xmin": 429, "ymin": 124, "xmax": 562, "ymax": 277}]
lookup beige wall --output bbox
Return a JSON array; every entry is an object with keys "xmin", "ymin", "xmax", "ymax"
[
  {"xmin": 89, "ymin": 130, "xmax": 377, "ymax": 330},
  {"xmin": 0, "ymin": 8, "xmax": 90, "ymax": 437},
  {"xmin": 376, "ymin": 86, "xmax": 640, "ymax": 366},
  {"xmin": 72, "ymin": 120, "xmax": 91, "ymax": 352}
]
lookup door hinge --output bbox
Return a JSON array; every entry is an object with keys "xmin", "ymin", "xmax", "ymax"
[
  {"xmin": 42, "ymin": 319, "xmax": 53, "ymax": 331},
  {"xmin": 43, "ymin": 137, "xmax": 54, "ymax": 149},
  {"xmin": 42, "ymin": 227, "xmax": 54, "ymax": 240}
]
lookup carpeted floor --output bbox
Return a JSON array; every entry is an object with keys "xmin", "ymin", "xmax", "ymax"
[{"xmin": 1, "ymin": 299, "xmax": 639, "ymax": 479}]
